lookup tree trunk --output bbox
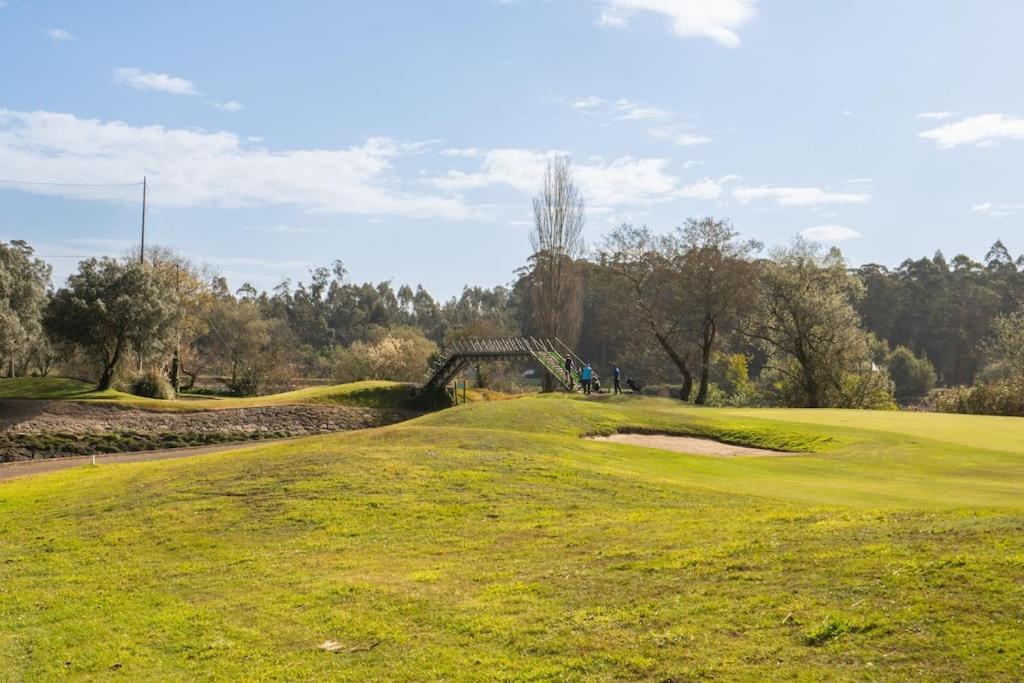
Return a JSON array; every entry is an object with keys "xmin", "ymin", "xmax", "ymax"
[
  {"xmin": 654, "ymin": 332, "xmax": 693, "ymax": 402},
  {"xmin": 170, "ymin": 350, "xmax": 180, "ymax": 392},
  {"xmin": 695, "ymin": 352, "xmax": 711, "ymax": 405},
  {"xmin": 97, "ymin": 364, "xmax": 116, "ymax": 390},
  {"xmin": 680, "ymin": 370, "xmax": 694, "ymax": 402},
  {"xmin": 97, "ymin": 344, "xmax": 122, "ymax": 390},
  {"xmin": 694, "ymin": 317, "xmax": 717, "ymax": 406}
]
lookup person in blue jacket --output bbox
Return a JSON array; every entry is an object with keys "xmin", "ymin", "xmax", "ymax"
[
  {"xmin": 580, "ymin": 361, "xmax": 593, "ymax": 395},
  {"xmin": 612, "ymin": 364, "xmax": 621, "ymax": 394}
]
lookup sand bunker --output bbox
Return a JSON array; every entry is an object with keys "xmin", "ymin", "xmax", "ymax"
[{"xmin": 587, "ymin": 433, "xmax": 791, "ymax": 458}]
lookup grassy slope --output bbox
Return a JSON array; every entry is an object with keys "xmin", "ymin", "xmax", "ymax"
[
  {"xmin": 1, "ymin": 395, "xmax": 1022, "ymax": 680},
  {"xmin": 0, "ymin": 377, "xmax": 421, "ymax": 411}
]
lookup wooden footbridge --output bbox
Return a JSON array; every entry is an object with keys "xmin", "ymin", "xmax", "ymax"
[{"xmin": 421, "ymin": 337, "xmax": 598, "ymax": 395}]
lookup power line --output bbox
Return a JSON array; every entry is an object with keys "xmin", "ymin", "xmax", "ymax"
[{"xmin": 0, "ymin": 178, "xmax": 144, "ymax": 187}]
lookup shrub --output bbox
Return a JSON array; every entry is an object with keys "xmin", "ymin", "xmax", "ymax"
[
  {"xmin": 128, "ymin": 368, "xmax": 176, "ymax": 400},
  {"xmin": 333, "ymin": 326, "xmax": 437, "ymax": 383},
  {"xmin": 928, "ymin": 379, "xmax": 1024, "ymax": 417},
  {"xmin": 886, "ymin": 346, "xmax": 936, "ymax": 404}
]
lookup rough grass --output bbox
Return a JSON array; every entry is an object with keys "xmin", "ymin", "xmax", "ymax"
[
  {"xmin": 1, "ymin": 395, "xmax": 1022, "ymax": 680},
  {"xmin": 0, "ymin": 377, "xmax": 425, "ymax": 411}
]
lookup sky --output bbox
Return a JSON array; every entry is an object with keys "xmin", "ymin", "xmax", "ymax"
[{"xmin": 2, "ymin": 0, "xmax": 1023, "ymax": 298}]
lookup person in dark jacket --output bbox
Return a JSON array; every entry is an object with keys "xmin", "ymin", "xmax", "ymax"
[
  {"xmin": 612, "ymin": 365, "xmax": 621, "ymax": 394},
  {"xmin": 564, "ymin": 356, "xmax": 574, "ymax": 390}
]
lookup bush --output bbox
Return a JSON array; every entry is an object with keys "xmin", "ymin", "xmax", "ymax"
[
  {"xmin": 333, "ymin": 326, "xmax": 437, "ymax": 383},
  {"xmin": 128, "ymin": 368, "xmax": 176, "ymax": 400},
  {"xmin": 886, "ymin": 346, "xmax": 936, "ymax": 404},
  {"xmin": 928, "ymin": 379, "xmax": 1024, "ymax": 416}
]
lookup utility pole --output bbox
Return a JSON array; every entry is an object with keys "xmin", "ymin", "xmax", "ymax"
[
  {"xmin": 140, "ymin": 176, "xmax": 147, "ymax": 264},
  {"xmin": 170, "ymin": 263, "xmax": 180, "ymax": 393}
]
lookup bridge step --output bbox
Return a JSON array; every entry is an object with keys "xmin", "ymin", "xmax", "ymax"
[{"xmin": 419, "ymin": 337, "xmax": 598, "ymax": 395}]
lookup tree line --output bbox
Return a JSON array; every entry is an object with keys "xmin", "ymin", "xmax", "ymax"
[{"xmin": 2, "ymin": 159, "xmax": 1022, "ymax": 413}]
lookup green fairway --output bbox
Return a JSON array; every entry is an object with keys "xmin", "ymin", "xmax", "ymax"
[{"xmin": 1, "ymin": 395, "xmax": 1022, "ymax": 680}]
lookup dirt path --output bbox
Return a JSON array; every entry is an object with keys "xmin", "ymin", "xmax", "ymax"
[
  {"xmin": 587, "ymin": 433, "xmax": 792, "ymax": 457},
  {"xmin": 0, "ymin": 438, "xmax": 297, "ymax": 483}
]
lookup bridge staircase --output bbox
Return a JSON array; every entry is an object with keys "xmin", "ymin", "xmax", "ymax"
[{"xmin": 420, "ymin": 337, "xmax": 597, "ymax": 395}]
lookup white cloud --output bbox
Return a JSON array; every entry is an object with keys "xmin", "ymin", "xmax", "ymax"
[
  {"xmin": 428, "ymin": 149, "xmax": 683, "ymax": 207},
  {"xmin": 570, "ymin": 96, "xmax": 605, "ymax": 109},
  {"xmin": 801, "ymin": 225, "xmax": 862, "ymax": 241},
  {"xmin": 599, "ymin": 0, "xmax": 757, "ymax": 47},
  {"xmin": 677, "ymin": 178, "xmax": 723, "ymax": 199},
  {"xmin": 614, "ymin": 99, "xmax": 672, "ymax": 121},
  {"xmin": 559, "ymin": 95, "xmax": 713, "ymax": 145},
  {"xmin": 0, "ymin": 108, "xmax": 470, "ymax": 220},
  {"xmin": 734, "ymin": 185, "xmax": 870, "ymax": 207},
  {"xmin": 439, "ymin": 147, "xmax": 481, "ymax": 157},
  {"xmin": 47, "ymin": 28, "xmax": 73, "ymax": 40},
  {"xmin": 114, "ymin": 68, "xmax": 198, "ymax": 95},
  {"xmin": 246, "ymin": 225, "xmax": 326, "ymax": 235},
  {"xmin": 916, "ymin": 111, "xmax": 957, "ymax": 121},
  {"xmin": 648, "ymin": 127, "xmax": 712, "ymax": 146},
  {"xmin": 213, "ymin": 100, "xmax": 244, "ymax": 112},
  {"xmin": 972, "ymin": 202, "xmax": 1024, "ymax": 218},
  {"xmin": 920, "ymin": 114, "xmax": 1024, "ymax": 148}
]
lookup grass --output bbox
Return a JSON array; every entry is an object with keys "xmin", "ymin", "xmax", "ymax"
[
  {"xmin": 0, "ymin": 377, "xmax": 428, "ymax": 411},
  {"xmin": 1, "ymin": 394, "xmax": 1022, "ymax": 680}
]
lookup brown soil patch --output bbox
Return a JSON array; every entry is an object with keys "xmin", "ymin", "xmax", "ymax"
[{"xmin": 587, "ymin": 433, "xmax": 791, "ymax": 457}]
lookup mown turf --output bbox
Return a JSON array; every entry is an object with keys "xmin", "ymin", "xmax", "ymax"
[{"xmin": 1, "ymin": 395, "xmax": 1022, "ymax": 680}]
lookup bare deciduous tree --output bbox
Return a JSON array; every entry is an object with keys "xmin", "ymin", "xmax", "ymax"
[{"xmin": 529, "ymin": 156, "xmax": 586, "ymax": 389}]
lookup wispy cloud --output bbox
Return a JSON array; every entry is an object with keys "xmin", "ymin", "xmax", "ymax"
[
  {"xmin": 212, "ymin": 100, "xmax": 244, "ymax": 112},
  {"xmin": 916, "ymin": 111, "xmax": 957, "ymax": 121},
  {"xmin": 570, "ymin": 96, "xmax": 605, "ymax": 110},
  {"xmin": 734, "ymin": 185, "xmax": 870, "ymax": 207},
  {"xmin": 801, "ymin": 224, "xmax": 862, "ymax": 241},
  {"xmin": 245, "ymin": 225, "xmax": 327, "ymax": 235},
  {"xmin": 439, "ymin": 147, "xmax": 482, "ymax": 157},
  {"xmin": 648, "ymin": 127, "xmax": 712, "ymax": 146},
  {"xmin": 598, "ymin": 0, "xmax": 757, "ymax": 47},
  {"xmin": 427, "ymin": 148, "xmax": 685, "ymax": 207},
  {"xmin": 971, "ymin": 202, "xmax": 1024, "ymax": 218},
  {"xmin": 614, "ymin": 98, "xmax": 672, "ymax": 121},
  {"xmin": 47, "ymin": 28, "xmax": 73, "ymax": 41},
  {"xmin": 677, "ymin": 177, "xmax": 727, "ymax": 199},
  {"xmin": 114, "ymin": 68, "xmax": 198, "ymax": 95},
  {"xmin": 558, "ymin": 95, "xmax": 713, "ymax": 145},
  {"xmin": 920, "ymin": 113, "xmax": 1024, "ymax": 148}
]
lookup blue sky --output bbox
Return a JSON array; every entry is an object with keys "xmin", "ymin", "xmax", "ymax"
[{"xmin": 2, "ymin": 0, "xmax": 1023, "ymax": 297}]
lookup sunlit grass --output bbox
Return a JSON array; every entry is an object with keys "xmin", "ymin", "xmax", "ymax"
[{"xmin": 1, "ymin": 395, "xmax": 1022, "ymax": 679}]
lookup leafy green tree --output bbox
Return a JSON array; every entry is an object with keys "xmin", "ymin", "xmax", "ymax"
[
  {"xmin": 981, "ymin": 305, "xmax": 1024, "ymax": 383},
  {"xmin": 45, "ymin": 258, "xmax": 178, "ymax": 389},
  {"xmin": 0, "ymin": 240, "xmax": 52, "ymax": 377},
  {"xmin": 673, "ymin": 217, "xmax": 762, "ymax": 404},
  {"xmin": 200, "ymin": 295, "xmax": 298, "ymax": 395},
  {"xmin": 886, "ymin": 346, "xmax": 937, "ymax": 404},
  {"xmin": 600, "ymin": 223, "xmax": 697, "ymax": 400},
  {"xmin": 745, "ymin": 239, "xmax": 892, "ymax": 408}
]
